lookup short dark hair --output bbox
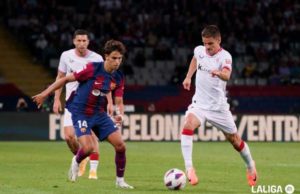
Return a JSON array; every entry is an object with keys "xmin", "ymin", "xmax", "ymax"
[
  {"xmin": 201, "ymin": 25, "xmax": 221, "ymax": 38},
  {"xmin": 104, "ymin": 40, "xmax": 126, "ymax": 55},
  {"xmin": 73, "ymin": 29, "xmax": 89, "ymax": 39}
]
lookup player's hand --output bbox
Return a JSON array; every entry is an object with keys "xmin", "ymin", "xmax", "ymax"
[
  {"xmin": 53, "ymin": 99, "xmax": 62, "ymax": 114},
  {"xmin": 32, "ymin": 93, "xmax": 47, "ymax": 109},
  {"xmin": 182, "ymin": 77, "xmax": 191, "ymax": 91},
  {"xmin": 107, "ymin": 103, "xmax": 113, "ymax": 116},
  {"xmin": 113, "ymin": 114, "xmax": 123, "ymax": 126},
  {"xmin": 211, "ymin": 70, "xmax": 221, "ymax": 77}
]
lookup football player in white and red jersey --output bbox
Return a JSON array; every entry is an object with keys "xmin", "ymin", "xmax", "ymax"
[
  {"xmin": 181, "ymin": 25, "xmax": 257, "ymax": 187},
  {"xmin": 53, "ymin": 29, "xmax": 109, "ymax": 180}
]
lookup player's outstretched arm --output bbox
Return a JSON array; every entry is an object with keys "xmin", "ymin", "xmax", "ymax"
[
  {"xmin": 183, "ymin": 57, "xmax": 197, "ymax": 91},
  {"xmin": 53, "ymin": 71, "xmax": 66, "ymax": 113},
  {"xmin": 32, "ymin": 74, "xmax": 76, "ymax": 108}
]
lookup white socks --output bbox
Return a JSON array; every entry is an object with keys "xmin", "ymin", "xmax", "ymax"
[
  {"xmin": 90, "ymin": 160, "xmax": 99, "ymax": 171},
  {"xmin": 181, "ymin": 134, "xmax": 194, "ymax": 170},
  {"xmin": 239, "ymin": 142, "xmax": 255, "ymax": 169},
  {"xmin": 182, "ymin": 130, "xmax": 255, "ymax": 172},
  {"xmin": 116, "ymin": 176, "xmax": 124, "ymax": 183}
]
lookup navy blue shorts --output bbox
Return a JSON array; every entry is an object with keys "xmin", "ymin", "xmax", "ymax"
[{"xmin": 71, "ymin": 111, "xmax": 118, "ymax": 141}]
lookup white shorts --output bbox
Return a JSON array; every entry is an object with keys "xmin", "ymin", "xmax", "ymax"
[
  {"xmin": 185, "ymin": 105, "xmax": 237, "ymax": 134},
  {"xmin": 63, "ymin": 108, "xmax": 73, "ymax": 127}
]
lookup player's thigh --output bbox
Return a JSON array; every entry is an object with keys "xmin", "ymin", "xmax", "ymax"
[
  {"xmin": 63, "ymin": 108, "xmax": 73, "ymax": 127},
  {"xmin": 77, "ymin": 134, "xmax": 94, "ymax": 151},
  {"xmin": 185, "ymin": 106, "xmax": 205, "ymax": 129},
  {"xmin": 93, "ymin": 113, "xmax": 124, "ymax": 151},
  {"xmin": 94, "ymin": 113, "xmax": 118, "ymax": 141},
  {"xmin": 207, "ymin": 109, "xmax": 237, "ymax": 134},
  {"xmin": 64, "ymin": 126, "xmax": 76, "ymax": 139},
  {"xmin": 106, "ymin": 129, "xmax": 125, "ymax": 151},
  {"xmin": 71, "ymin": 113, "xmax": 93, "ymax": 138},
  {"xmin": 73, "ymin": 116, "xmax": 94, "ymax": 151},
  {"xmin": 63, "ymin": 109, "xmax": 75, "ymax": 137}
]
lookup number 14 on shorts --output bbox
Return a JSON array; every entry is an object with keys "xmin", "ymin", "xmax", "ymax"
[{"xmin": 78, "ymin": 120, "xmax": 88, "ymax": 128}]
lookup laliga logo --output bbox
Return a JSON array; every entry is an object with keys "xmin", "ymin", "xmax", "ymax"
[
  {"xmin": 251, "ymin": 184, "xmax": 295, "ymax": 194},
  {"xmin": 285, "ymin": 185, "xmax": 295, "ymax": 194}
]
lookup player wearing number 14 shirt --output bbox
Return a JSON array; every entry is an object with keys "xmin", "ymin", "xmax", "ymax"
[
  {"xmin": 32, "ymin": 40, "xmax": 133, "ymax": 189},
  {"xmin": 54, "ymin": 29, "xmax": 104, "ymax": 179}
]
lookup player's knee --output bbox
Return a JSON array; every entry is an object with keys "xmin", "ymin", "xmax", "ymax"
[
  {"xmin": 92, "ymin": 144, "xmax": 99, "ymax": 153},
  {"xmin": 184, "ymin": 115, "xmax": 199, "ymax": 129},
  {"xmin": 64, "ymin": 134, "xmax": 75, "ymax": 143},
  {"xmin": 183, "ymin": 119, "xmax": 195, "ymax": 130},
  {"xmin": 232, "ymin": 142, "xmax": 240, "ymax": 151},
  {"xmin": 226, "ymin": 134, "xmax": 243, "ymax": 151},
  {"xmin": 115, "ymin": 142, "xmax": 126, "ymax": 153},
  {"xmin": 82, "ymin": 144, "xmax": 94, "ymax": 155}
]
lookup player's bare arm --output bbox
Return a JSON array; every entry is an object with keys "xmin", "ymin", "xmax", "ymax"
[
  {"xmin": 183, "ymin": 57, "xmax": 197, "ymax": 91},
  {"xmin": 32, "ymin": 74, "xmax": 76, "ymax": 108},
  {"xmin": 53, "ymin": 70, "xmax": 66, "ymax": 113},
  {"xmin": 115, "ymin": 97, "xmax": 124, "ymax": 114},
  {"xmin": 106, "ymin": 92, "xmax": 113, "ymax": 116},
  {"xmin": 211, "ymin": 67, "xmax": 231, "ymax": 81}
]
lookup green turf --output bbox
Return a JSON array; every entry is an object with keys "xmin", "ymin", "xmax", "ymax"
[{"xmin": 0, "ymin": 142, "xmax": 299, "ymax": 194}]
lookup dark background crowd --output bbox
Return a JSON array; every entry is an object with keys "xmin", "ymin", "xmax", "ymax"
[
  {"xmin": 0, "ymin": 0, "xmax": 299, "ymax": 113},
  {"xmin": 2, "ymin": 0, "xmax": 300, "ymax": 86}
]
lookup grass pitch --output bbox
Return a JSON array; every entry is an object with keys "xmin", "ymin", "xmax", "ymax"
[{"xmin": 0, "ymin": 142, "xmax": 299, "ymax": 194}]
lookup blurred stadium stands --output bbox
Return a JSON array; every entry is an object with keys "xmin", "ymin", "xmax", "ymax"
[{"xmin": 0, "ymin": 0, "xmax": 299, "ymax": 113}]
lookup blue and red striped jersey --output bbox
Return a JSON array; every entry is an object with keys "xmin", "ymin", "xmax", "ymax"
[{"xmin": 66, "ymin": 62, "xmax": 124, "ymax": 116}]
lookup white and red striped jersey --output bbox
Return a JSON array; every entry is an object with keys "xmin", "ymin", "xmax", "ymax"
[
  {"xmin": 58, "ymin": 49, "xmax": 103, "ymax": 100},
  {"xmin": 192, "ymin": 45, "xmax": 232, "ymax": 111}
]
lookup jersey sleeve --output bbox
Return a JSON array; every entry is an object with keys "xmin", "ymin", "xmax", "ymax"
[
  {"xmin": 74, "ymin": 62, "xmax": 95, "ymax": 82},
  {"xmin": 97, "ymin": 55, "xmax": 104, "ymax": 62},
  {"xmin": 221, "ymin": 52, "xmax": 232, "ymax": 71},
  {"xmin": 193, "ymin": 46, "xmax": 201, "ymax": 59},
  {"xmin": 114, "ymin": 74, "xmax": 125, "ymax": 97},
  {"xmin": 58, "ymin": 52, "xmax": 67, "ymax": 73}
]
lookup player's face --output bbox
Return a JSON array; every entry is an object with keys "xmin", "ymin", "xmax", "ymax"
[
  {"xmin": 202, "ymin": 36, "xmax": 221, "ymax": 56},
  {"xmin": 105, "ymin": 51, "xmax": 123, "ymax": 71},
  {"xmin": 73, "ymin": 35, "xmax": 89, "ymax": 56}
]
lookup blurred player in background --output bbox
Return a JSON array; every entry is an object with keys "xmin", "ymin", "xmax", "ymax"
[
  {"xmin": 181, "ymin": 25, "xmax": 257, "ymax": 186},
  {"xmin": 53, "ymin": 29, "xmax": 111, "ymax": 179},
  {"xmin": 34, "ymin": 40, "xmax": 133, "ymax": 189}
]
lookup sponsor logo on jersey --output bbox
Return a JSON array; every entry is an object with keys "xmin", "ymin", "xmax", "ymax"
[
  {"xmin": 197, "ymin": 64, "xmax": 211, "ymax": 73},
  {"xmin": 92, "ymin": 89, "xmax": 106, "ymax": 96}
]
